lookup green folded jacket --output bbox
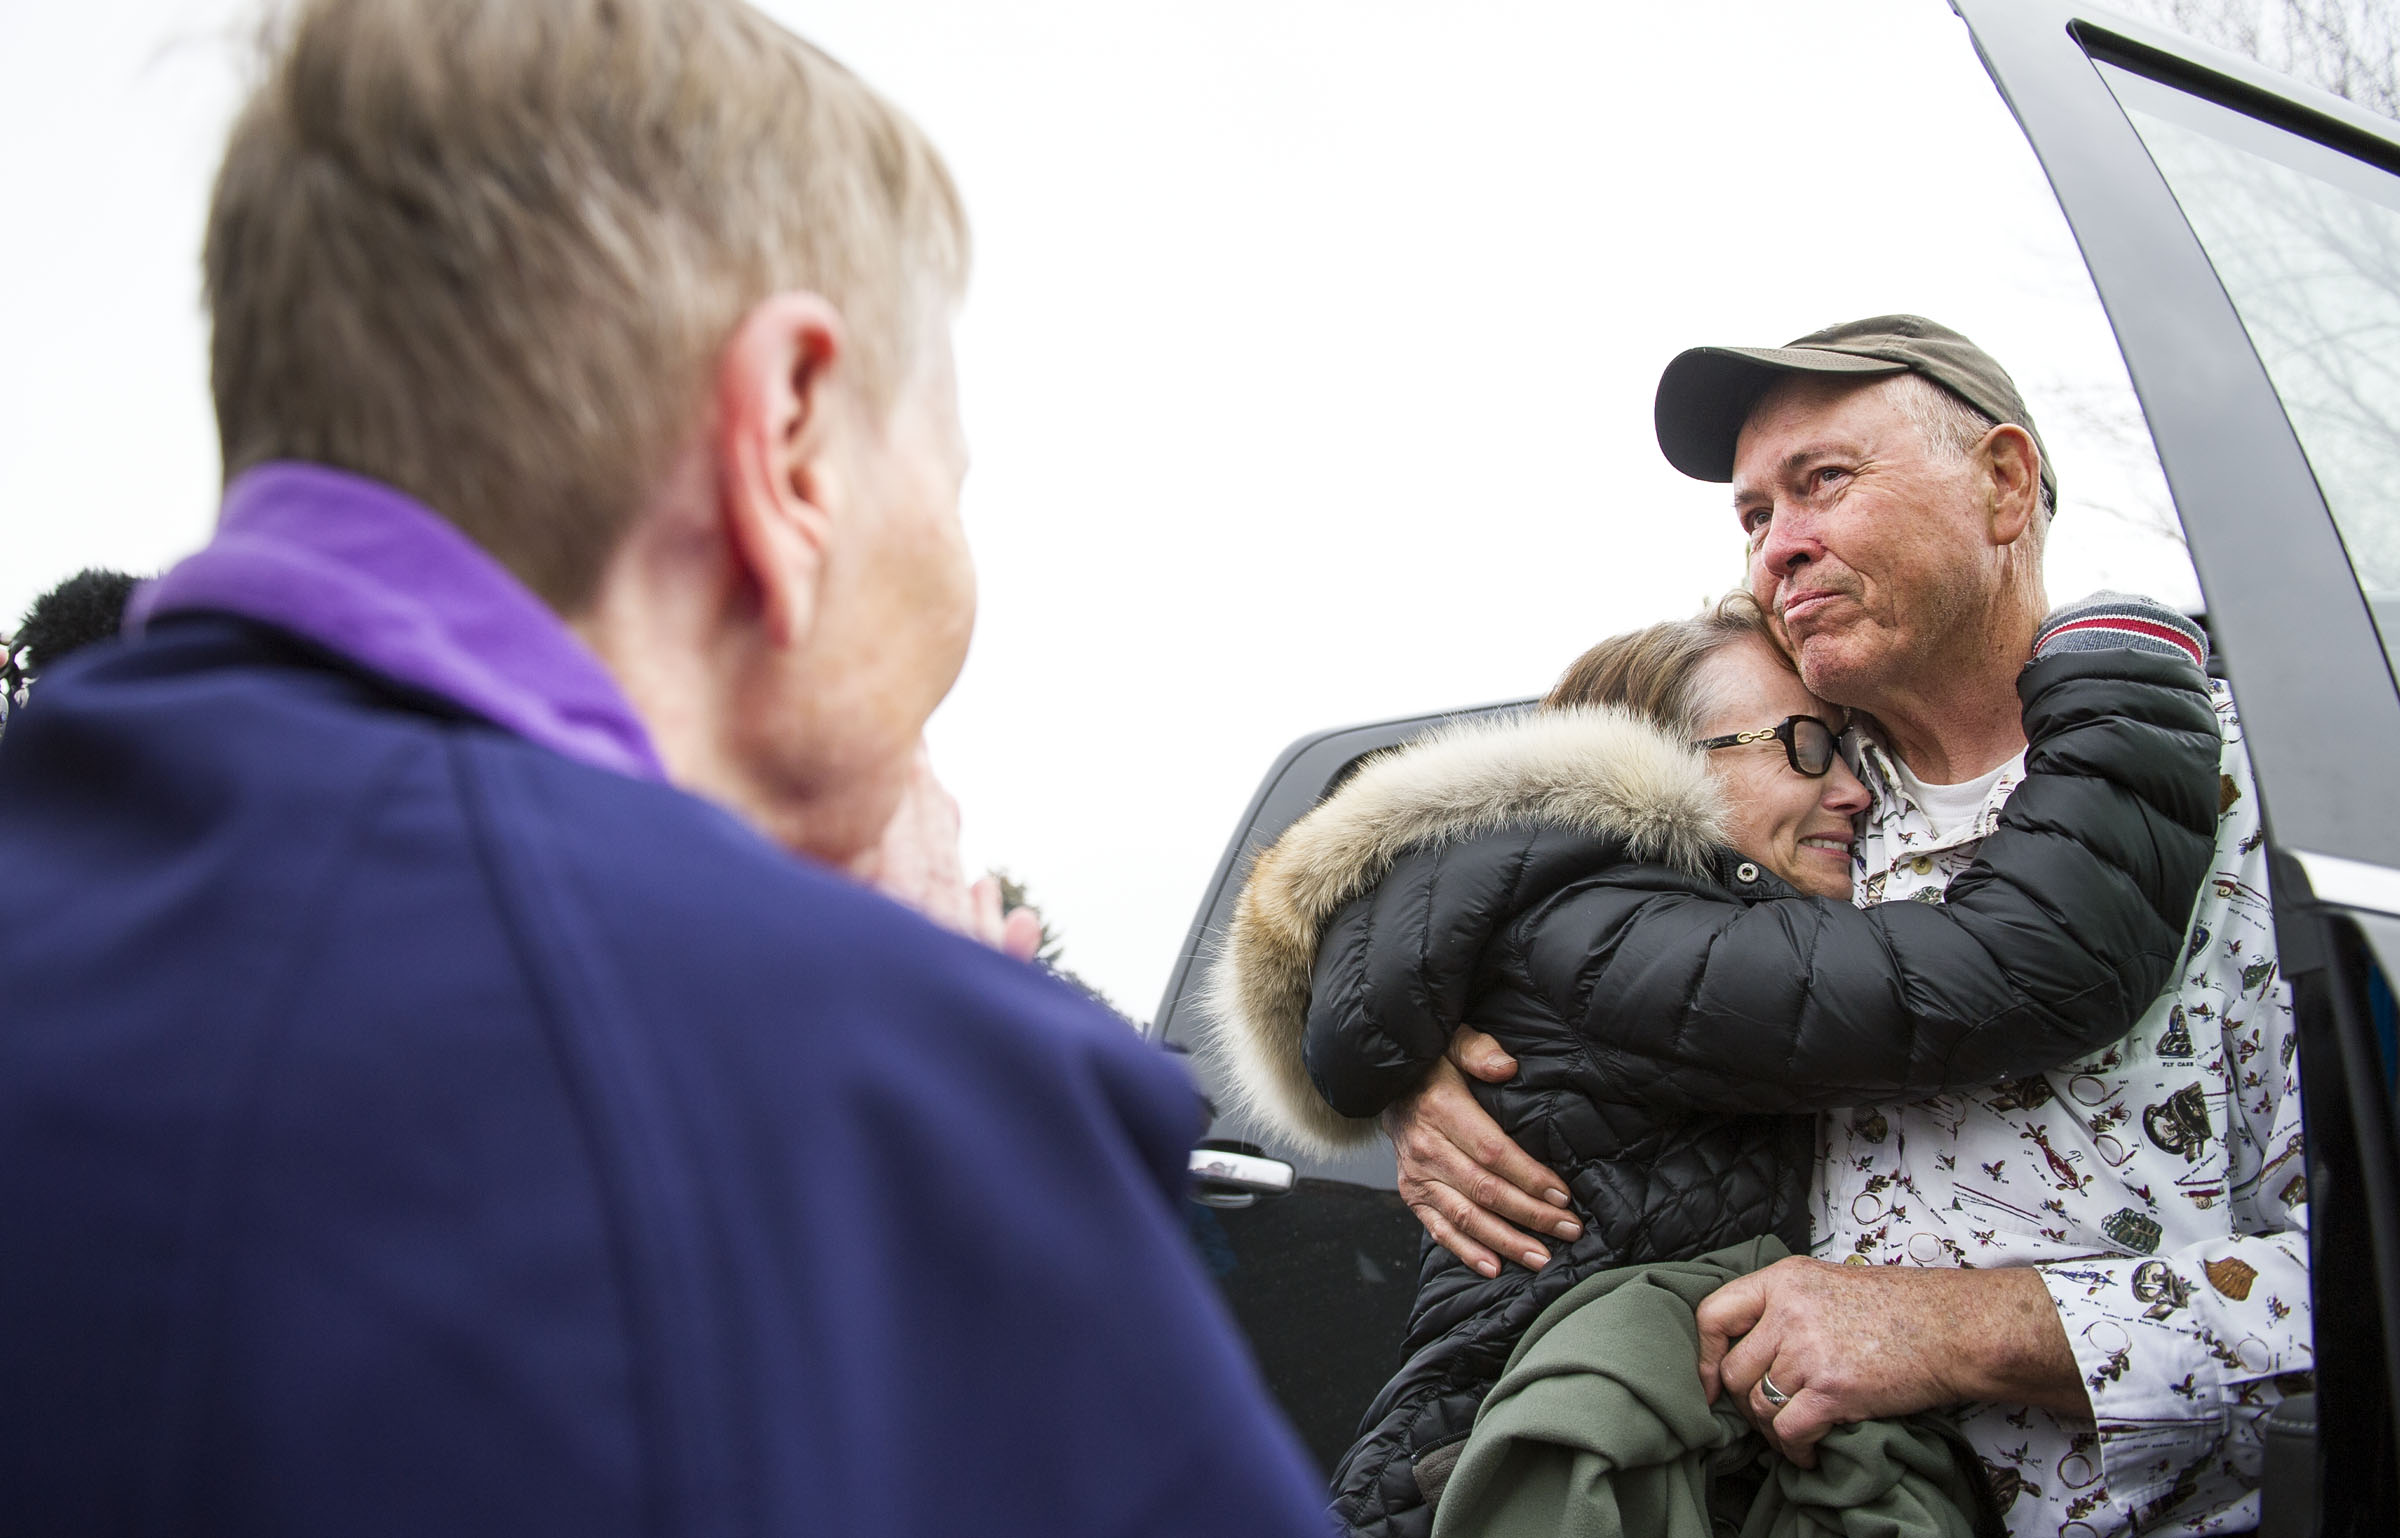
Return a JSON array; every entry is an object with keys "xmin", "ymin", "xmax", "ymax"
[{"xmin": 1428, "ymin": 1236, "xmax": 2003, "ymax": 1538}]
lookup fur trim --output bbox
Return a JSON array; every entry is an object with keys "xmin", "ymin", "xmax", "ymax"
[{"xmin": 1198, "ymin": 706, "xmax": 1726, "ymax": 1155}]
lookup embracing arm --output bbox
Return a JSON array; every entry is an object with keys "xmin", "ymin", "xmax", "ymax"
[
  {"xmin": 1300, "ymin": 640, "xmax": 2217, "ymax": 1124},
  {"xmin": 1291, "ymin": 636, "xmax": 2216, "ymax": 1269},
  {"xmin": 1554, "ymin": 645, "xmax": 2220, "ymax": 1114},
  {"xmin": 1360, "ymin": 607, "xmax": 2220, "ymax": 1270}
]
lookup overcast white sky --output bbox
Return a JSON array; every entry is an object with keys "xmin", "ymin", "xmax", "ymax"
[{"xmin": 1, "ymin": 1, "xmax": 2202, "ymax": 1017}]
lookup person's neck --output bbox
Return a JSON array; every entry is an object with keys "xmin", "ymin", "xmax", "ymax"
[
  {"xmin": 1873, "ymin": 690, "xmax": 2024, "ymax": 785},
  {"xmin": 580, "ymin": 615, "xmax": 899, "ymax": 865},
  {"xmin": 1866, "ymin": 595, "xmax": 2042, "ymax": 785},
  {"xmin": 566, "ymin": 511, "xmax": 894, "ymax": 868}
]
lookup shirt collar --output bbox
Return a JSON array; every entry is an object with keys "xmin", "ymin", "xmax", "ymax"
[
  {"xmin": 1843, "ymin": 724, "xmax": 1899, "ymax": 800},
  {"xmin": 128, "ymin": 462, "xmax": 666, "ymax": 781},
  {"xmin": 1845, "ymin": 721, "xmax": 2026, "ymax": 866}
]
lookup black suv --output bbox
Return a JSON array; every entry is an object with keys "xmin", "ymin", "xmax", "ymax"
[{"xmin": 1153, "ymin": 5, "xmax": 2400, "ymax": 1533}]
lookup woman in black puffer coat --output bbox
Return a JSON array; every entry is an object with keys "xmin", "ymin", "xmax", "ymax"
[{"xmin": 1202, "ymin": 594, "xmax": 2220, "ymax": 1538}]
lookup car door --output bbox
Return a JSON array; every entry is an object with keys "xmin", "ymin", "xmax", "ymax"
[
  {"xmin": 1954, "ymin": 3, "xmax": 2400, "ymax": 1531},
  {"xmin": 1151, "ymin": 702, "xmax": 1528, "ymax": 1472}
]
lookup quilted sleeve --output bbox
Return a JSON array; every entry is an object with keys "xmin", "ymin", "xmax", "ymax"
[
  {"xmin": 1301, "ymin": 823, "xmax": 1627, "ymax": 1119},
  {"xmin": 1538, "ymin": 648, "xmax": 2222, "ymax": 1113}
]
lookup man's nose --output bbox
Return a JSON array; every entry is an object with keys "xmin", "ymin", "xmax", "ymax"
[{"xmin": 1758, "ymin": 503, "xmax": 1820, "ymax": 582}]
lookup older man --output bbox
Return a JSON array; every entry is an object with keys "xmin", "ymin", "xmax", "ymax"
[
  {"xmin": 0, "ymin": 2, "xmax": 1325, "ymax": 1534},
  {"xmin": 1387, "ymin": 317, "xmax": 2308, "ymax": 1535}
]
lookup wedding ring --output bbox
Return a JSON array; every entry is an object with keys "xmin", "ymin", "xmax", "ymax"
[{"xmin": 1759, "ymin": 1370, "xmax": 1792, "ymax": 1409}]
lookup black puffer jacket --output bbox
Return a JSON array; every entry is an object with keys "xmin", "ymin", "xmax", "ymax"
[{"xmin": 1203, "ymin": 650, "xmax": 2220, "ymax": 1538}]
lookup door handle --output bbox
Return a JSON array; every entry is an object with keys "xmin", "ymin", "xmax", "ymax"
[{"xmin": 1189, "ymin": 1142, "xmax": 1296, "ymax": 1208}]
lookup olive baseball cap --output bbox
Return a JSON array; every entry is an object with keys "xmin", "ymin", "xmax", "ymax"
[{"xmin": 1652, "ymin": 314, "xmax": 2057, "ymax": 508}]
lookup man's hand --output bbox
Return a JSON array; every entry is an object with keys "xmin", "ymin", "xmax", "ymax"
[
  {"xmin": 1695, "ymin": 1257, "xmax": 2090, "ymax": 1467},
  {"xmin": 1382, "ymin": 1028, "xmax": 1581, "ymax": 1278},
  {"xmin": 848, "ymin": 745, "xmax": 1044, "ymax": 962}
]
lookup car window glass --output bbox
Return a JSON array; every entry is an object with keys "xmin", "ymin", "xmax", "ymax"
[{"xmin": 2099, "ymin": 62, "xmax": 2400, "ymax": 695}]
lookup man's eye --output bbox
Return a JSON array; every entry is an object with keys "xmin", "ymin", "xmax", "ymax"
[
  {"xmin": 1812, "ymin": 465, "xmax": 1848, "ymax": 490},
  {"xmin": 1740, "ymin": 508, "xmax": 1771, "ymax": 535}
]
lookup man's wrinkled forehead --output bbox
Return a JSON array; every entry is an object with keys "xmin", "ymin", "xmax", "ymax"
[{"xmin": 1730, "ymin": 374, "xmax": 1906, "ymax": 497}]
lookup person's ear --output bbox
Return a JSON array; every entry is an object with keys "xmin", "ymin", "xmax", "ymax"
[
  {"xmin": 713, "ymin": 292, "xmax": 849, "ymax": 650},
  {"xmin": 1979, "ymin": 424, "xmax": 2041, "ymax": 547}
]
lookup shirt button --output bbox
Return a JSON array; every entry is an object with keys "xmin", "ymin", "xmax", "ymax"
[
  {"xmin": 1910, "ymin": 855, "xmax": 1935, "ymax": 875},
  {"xmin": 1736, "ymin": 862, "xmax": 1760, "ymax": 883}
]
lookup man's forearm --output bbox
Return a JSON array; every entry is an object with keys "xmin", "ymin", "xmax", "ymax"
[{"xmin": 1959, "ymin": 1265, "xmax": 2092, "ymax": 1419}]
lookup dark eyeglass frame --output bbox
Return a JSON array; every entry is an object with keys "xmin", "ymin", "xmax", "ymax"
[{"xmin": 1692, "ymin": 714, "xmax": 1840, "ymax": 778}]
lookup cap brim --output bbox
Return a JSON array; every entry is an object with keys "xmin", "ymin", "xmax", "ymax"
[{"xmin": 1653, "ymin": 345, "xmax": 1907, "ymax": 484}]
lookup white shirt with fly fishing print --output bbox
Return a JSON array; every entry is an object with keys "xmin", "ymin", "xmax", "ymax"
[{"xmin": 1813, "ymin": 682, "xmax": 2310, "ymax": 1538}]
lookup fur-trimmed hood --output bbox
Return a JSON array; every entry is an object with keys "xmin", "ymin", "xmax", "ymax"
[{"xmin": 1200, "ymin": 705, "xmax": 1726, "ymax": 1155}]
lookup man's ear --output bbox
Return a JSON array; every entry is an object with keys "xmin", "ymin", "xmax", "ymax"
[
  {"xmin": 714, "ymin": 292, "xmax": 849, "ymax": 649},
  {"xmin": 1978, "ymin": 423, "xmax": 2042, "ymax": 547}
]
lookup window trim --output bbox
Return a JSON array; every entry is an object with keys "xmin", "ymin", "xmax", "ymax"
[{"xmin": 1953, "ymin": 0, "xmax": 2400, "ymax": 870}]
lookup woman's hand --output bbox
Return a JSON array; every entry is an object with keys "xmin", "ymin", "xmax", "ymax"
[
  {"xmin": 1382, "ymin": 1027, "xmax": 1582, "ymax": 1277},
  {"xmin": 849, "ymin": 745, "xmax": 1045, "ymax": 962}
]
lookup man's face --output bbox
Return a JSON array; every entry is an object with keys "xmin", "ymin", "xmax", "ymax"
[{"xmin": 1730, "ymin": 374, "xmax": 1993, "ymax": 707}]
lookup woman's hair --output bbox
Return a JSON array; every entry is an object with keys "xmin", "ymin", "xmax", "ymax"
[{"xmin": 1543, "ymin": 592, "xmax": 1790, "ymax": 737}]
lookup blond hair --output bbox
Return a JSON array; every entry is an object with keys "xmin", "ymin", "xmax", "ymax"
[
  {"xmin": 1544, "ymin": 593, "xmax": 1788, "ymax": 736},
  {"xmin": 205, "ymin": 0, "xmax": 970, "ymax": 608}
]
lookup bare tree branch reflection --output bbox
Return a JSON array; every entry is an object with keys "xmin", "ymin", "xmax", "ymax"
[{"xmin": 2047, "ymin": 1, "xmax": 2399, "ymax": 552}]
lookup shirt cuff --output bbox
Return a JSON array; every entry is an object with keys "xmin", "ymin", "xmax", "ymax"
[{"xmin": 2039, "ymin": 1236, "xmax": 2312, "ymax": 1521}]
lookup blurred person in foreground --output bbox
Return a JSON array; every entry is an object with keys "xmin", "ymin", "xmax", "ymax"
[
  {"xmin": 1374, "ymin": 318, "xmax": 2307, "ymax": 1537},
  {"xmin": 0, "ymin": 3, "xmax": 1325, "ymax": 1534}
]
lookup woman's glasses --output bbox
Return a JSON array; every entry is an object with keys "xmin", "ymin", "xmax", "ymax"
[{"xmin": 1692, "ymin": 714, "xmax": 1839, "ymax": 778}]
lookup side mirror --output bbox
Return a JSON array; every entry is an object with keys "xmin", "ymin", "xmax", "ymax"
[{"xmin": 1189, "ymin": 1140, "xmax": 1296, "ymax": 1210}]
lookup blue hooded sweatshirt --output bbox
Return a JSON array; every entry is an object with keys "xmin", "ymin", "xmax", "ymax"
[{"xmin": 0, "ymin": 465, "xmax": 1328, "ymax": 1537}]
